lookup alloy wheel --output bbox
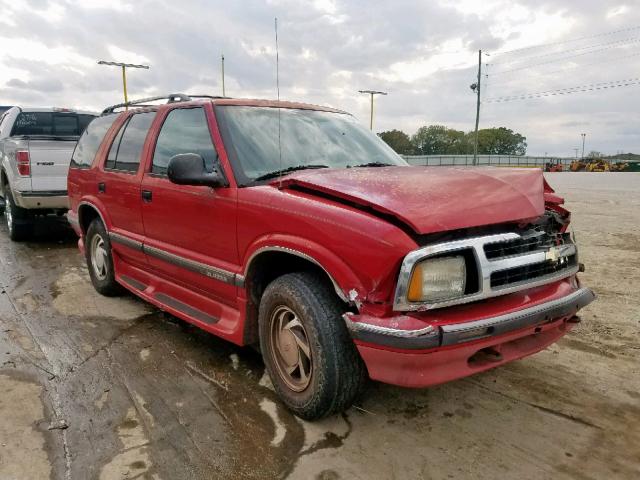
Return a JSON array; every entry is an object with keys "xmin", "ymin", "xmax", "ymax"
[{"xmin": 268, "ymin": 305, "xmax": 313, "ymax": 392}]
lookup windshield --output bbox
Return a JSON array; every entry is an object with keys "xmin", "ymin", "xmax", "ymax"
[
  {"xmin": 11, "ymin": 112, "xmax": 95, "ymax": 137},
  {"xmin": 216, "ymin": 106, "xmax": 407, "ymax": 185}
]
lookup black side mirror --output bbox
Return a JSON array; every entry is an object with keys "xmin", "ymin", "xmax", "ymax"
[{"xmin": 167, "ymin": 153, "xmax": 226, "ymax": 188}]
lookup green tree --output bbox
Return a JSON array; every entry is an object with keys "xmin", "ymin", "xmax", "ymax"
[
  {"xmin": 472, "ymin": 127, "xmax": 527, "ymax": 155},
  {"xmin": 411, "ymin": 125, "xmax": 468, "ymax": 155},
  {"xmin": 378, "ymin": 129, "xmax": 414, "ymax": 155}
]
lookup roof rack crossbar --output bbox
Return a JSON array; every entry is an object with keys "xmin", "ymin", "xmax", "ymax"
[{"xmin": 102, "ymin": 93, "xmax": 194, "ymax": 114}]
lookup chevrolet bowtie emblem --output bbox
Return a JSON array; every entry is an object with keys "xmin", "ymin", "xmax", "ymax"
[{"xmin": 546, "ymin": 246, "xmax": 560, "ymax": 262}]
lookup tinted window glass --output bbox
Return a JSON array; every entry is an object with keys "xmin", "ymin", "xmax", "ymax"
[
  {"xmin": 11, "ymin": 112, "xmax": 96, "ymax": 136},
  {"xmin": 70, "ymin": 115, "xmax": 118, "ymax": 168},
  {"xmin": 106, "ymin": 117, "xmax": 127, "ymax": 170},
  {"xmin": 152, "ymin": 108, "xmax": 217, "ymax": 175},
  {"xmin": 106, "ymin": 112, "xmax": 155, "ymax": 172}
]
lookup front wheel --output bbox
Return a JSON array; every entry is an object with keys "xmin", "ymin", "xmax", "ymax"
[
  {"xmin": 85, "ymin": 219, "xmax": 124, "ymax": 297},
  {"xmin": 258, "ymin": 272, "xmax": 367, "ymax": 420}
]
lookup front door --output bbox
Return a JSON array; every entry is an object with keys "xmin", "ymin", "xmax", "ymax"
[{"xmin": 140, "ymin": 106, "xmax": 238, "ymax": 306}]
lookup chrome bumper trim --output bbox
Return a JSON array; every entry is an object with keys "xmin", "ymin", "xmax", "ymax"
[
  {"xmin": 346, "ymin": 288, "xmax": 595, "ymax": 350},
  {"xmin": 343, "ymin": 313, "xmax": 440, "ymax": 350},
  {"xmin": 440, "ymin": 287, "xmax": 595, "ymax": 346}
]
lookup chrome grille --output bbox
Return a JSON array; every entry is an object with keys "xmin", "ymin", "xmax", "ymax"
[
  {"xmin": 393, "ymin": 228, "xmax": 579, "ymax": 312},
  {"xmin": 484, "ymin": 231, "xmax": 571, "ymax": 259},
  {"xmin": 491, "ymin": 253, "xmax": 577, "ymax": 288}
]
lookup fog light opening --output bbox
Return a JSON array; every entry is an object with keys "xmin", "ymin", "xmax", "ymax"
[{"xmin": 468, "ymin": 346, "xmax": 503, "ymax": 367}]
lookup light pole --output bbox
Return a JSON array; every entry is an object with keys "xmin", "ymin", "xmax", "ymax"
[
  {"xmin": 470, "ymin": 49, "xmax": 482, "ymax": 166},
  {"xmin": 358, "ymin": 90, "xmax": 387, "ymax": 130},
  {"xmin": 573, "ymin": 148, "xmax": 579, "ymax": 159},
  {"xmin": 221, "ymin": 54, "xmax": 225, "ymax": 97},
  {"xmin": 97, "ymin": 60, "xmax": 150, "ymax": 109},
  {"xmin": 581, "ymin": 133, "xmax": 586, "ymax": 159}
]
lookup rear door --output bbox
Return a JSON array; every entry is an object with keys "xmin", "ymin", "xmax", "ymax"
[
  {"xmin": 140, "ymin": 106, "xmax": 238, "ymax": 305},
  {"xmin": 96, "ymin": 111, "xmax": 155, "ymax": 268},
  {"xmin": 11, "ymin": 112, "xmax": 96, "ymax": 192}
]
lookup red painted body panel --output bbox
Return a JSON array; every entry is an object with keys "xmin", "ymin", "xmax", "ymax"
[
  {"xmin": 66, "ymin": 98, "xmax": 591, "ymax": 392},
  {"xmin": 358, "ymin": 316, "xmax": 576, "ymax": 388},
  {"xmin": 280, "ymin": 166, "xmax": 545, "ymax": 234}
]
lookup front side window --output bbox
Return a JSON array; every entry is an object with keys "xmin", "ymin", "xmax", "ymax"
[
  {"xmin": 216, "ymin": 106, "xmax": 407, "ymax": 185},
  {"xmin": 70, "ymin": 114, "xmax": 118, "ymax": 169},
  {"xmin": 105, "ymin": 111, "xmax": 155, "ymax": 172},
  {"xmin": 152, "ymin": 107, "xmax": 217, "ymax": 175}
]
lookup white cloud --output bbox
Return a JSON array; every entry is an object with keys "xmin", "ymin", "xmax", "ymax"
[{"xmin": 0, "ymin": 0, "xmax": 638, "ymax": 155}]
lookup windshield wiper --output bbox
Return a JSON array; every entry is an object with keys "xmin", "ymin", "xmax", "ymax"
[
  {"xmin": 254, "ymin": 164, "xmax": 329, "ymax": 181},
  {"xmin": 349, "ymin": 161, "xmax": 394, "ymax": 168}
]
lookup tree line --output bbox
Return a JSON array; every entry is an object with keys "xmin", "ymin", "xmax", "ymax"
[{"xmin": 378, "ymin": 125, "xmax": 527, "ymax": 156}]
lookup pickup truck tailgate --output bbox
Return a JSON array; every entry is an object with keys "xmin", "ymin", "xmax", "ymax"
[{"xmin": 28, "ymin": 138, "xmax": 77, "ymax": 192}]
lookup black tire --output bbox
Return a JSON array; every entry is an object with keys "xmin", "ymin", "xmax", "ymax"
[
  {"xmin": 258, "ymin": 272, "xmax": 367, "ymax": 420},
  {"xmin": 4, "ymin": 189, "xmax": 32, "ymax": 241},
  {"xmin": 85, "ymin": 219, "xmax": 124, "ymax": 297}
]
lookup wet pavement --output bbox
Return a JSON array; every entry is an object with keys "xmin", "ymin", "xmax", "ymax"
[{"xmin": 0, "ymin": 172, "xmax": 638, "ymax": 479}]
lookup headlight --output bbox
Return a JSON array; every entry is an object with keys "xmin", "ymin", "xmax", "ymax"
[{"xmin": 407, "ymin": 255, "xmax": 466, "ymax": 302}]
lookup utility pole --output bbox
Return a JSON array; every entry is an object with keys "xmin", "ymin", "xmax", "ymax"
[
  {"xmin": 97, "ymin": 61, "xmax": 150, "ymax": 109},
  {"xmin": 573, "ymin": 148, "xmax": 579, "ymax": 159},
  {"xmin": 358, "ymin": 90, "xmax": 387, "ymax": 130},
  {"xmin": 221, "ymin": 54, "xmax": 226, "ymax": 97},
  {"xmin": 470, "ymin": 49, "xmax": 482, "ymax": 166},
  {"xmin": 581, "ymin": 133, "xmax": 586, "ymax": 159}
]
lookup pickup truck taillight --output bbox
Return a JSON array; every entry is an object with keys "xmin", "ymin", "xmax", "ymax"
[{"xmin": 16, "ymin": 151, "xmax": 30, "ymax": 176}]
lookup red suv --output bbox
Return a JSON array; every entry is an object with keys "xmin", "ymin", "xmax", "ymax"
[{"xmin": 67, "ymin": 94, "xmax": 594, "ymax": 419}]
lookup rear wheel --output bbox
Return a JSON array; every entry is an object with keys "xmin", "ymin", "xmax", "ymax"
[
  {"xmin": 4, "ymin": 189, "xmax": 32, "ymax": 241},
  {"xmin": 85, "ymin": 219, "xmax": 124, "ymax": 297},
  {"xmin": 258, "ymin": 272, "xmax": 367, "ymax": 420}
]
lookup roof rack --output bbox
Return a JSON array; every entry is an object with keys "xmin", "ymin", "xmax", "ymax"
[{"xmin": 101, "ymin": 93, "xmax": 227, "ymax": 114}]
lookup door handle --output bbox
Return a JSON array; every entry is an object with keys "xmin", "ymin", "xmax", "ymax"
[
  {"xmin": 98, "ymin": 182, "xmax": 106, "ymax": 193},
  {"xmin": 141, "ymin": 190, "xmax": 152, "ymax": 202}
]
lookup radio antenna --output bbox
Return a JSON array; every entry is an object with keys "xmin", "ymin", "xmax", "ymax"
[{"xmin": 275, "ymin": 17, "xmax": 283, "ymax": 189}]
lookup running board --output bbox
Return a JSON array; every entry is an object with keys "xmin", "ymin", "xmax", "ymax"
[
  {"xmin": 120, "ymin": 274, "xmax": 147, "ymax": 291},
  {"xmin": 153, "ymin": 292, "xmax": 219, "ymax": 325}
]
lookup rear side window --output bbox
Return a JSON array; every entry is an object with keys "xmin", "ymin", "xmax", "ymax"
[
  {"xmin": 152, "ymin": 108, "xmax": 217, "ymax": 175},
  {"xmin": 70, "ymin": 115, "xmax": 118, "ymax": 169},
  {"xmin": 11, "ymin": 112, "xmax": 96, "ymax": 136},
  {"xmin": 105, "ymin": 111, "xmax": 155, "ymax": 173}
]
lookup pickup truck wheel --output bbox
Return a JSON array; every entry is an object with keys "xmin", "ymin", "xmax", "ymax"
[
  {"xmin": 85, "ymin": 219, "xmax": 124, "ymax": 297},
  {"xmin": 4, "ymin": 190, "xmax": 32, "ymax": 241},
  {"xmin": 258, "ymin": 272, "xmax": 367, "ymax": 420}
]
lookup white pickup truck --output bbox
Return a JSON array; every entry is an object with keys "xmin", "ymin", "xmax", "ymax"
[{"xmin": 0, "ymin": 107, "xmax": 97, "ymax": 240}]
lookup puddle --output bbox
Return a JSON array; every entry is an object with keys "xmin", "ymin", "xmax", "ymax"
[{"xmin": 51, "ymin": 270, "xmax": 151, "ymax": 320}]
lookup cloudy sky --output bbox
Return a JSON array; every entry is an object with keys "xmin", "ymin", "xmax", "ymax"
[{"xmin": 1, "ymin": 0, "xmax": 639, "ymax": 156}]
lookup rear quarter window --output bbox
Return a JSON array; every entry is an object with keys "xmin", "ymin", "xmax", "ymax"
[
  {"xmin": 70, "ymin": 115, "xmax": 118, "ymax": 169},
  {"xmin": 105, "ymin": 111, "xmax": 155, "ymax": 173}
]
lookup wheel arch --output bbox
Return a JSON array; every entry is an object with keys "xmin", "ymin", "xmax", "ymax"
[
  {"xmin": 241, "ymin": 242, "xmax": 366, "ymax": 345},
  {"xmin": 77, "ymin": 201, "xmax": 108, "ymax": 235}
]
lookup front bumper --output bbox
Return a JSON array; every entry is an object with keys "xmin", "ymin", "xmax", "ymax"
[
  {"xmin": 345, "ymin": 284, "xmax": 595, "ymax": 388},
  {"xmin": 14, "ymin": 190, "xmax": 69, "ymax": 209}
]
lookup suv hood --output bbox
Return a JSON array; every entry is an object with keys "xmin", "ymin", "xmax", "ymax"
[{"xmin": 279, "ymin": 166, "xmax": 545, "ymax": 235}]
